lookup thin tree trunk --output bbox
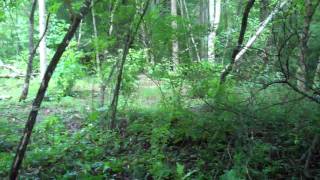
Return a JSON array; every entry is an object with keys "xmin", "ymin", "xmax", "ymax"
[
  {"xmin": 179, "ymin": 0, "xmax": 201, "ymax": 62},
  {"xmin": 137, "ymin": 0, "xmax": 155, "ymax": 64},
  {"xmin": 297, "ymin": 0, "xmax": 320, "ymax": 92},
  {"xmin": 38, "ymin": 0, "xmax": 47, "ymax": 80},
  {"xmin": 9, "ymin": 1, "xmax": 92, "ymax": 178},
  {"xmin": 100, "ymin": 0, "xmax": 119, "ymax": 110},
  {"xmin": 220, "ymin": 0, "xmax": 255, "ymax": 84},
  {"xmin": 91, "ymin": 1, "xmax": 105, "ymax": 108},
  {"xmin": 199, "ymin": 0, "xmax": 209, "ymax": 60},
  {"xmin": 141, "ymin": 20, "xmax": 155, "ymax": 64},
  {"xmin": 171, "ymin": 0, "xmax": 179, "ymax": 69},
  {"xmin": 108, "ymin": 0, "xmax": 118, "ymax": 36},
  {"xmin": 109, "ymin": 0, "xmax": 150, "ymax": 129},
  {"xmin": 208, "ymin": 0, "xmax": 221, "ymax": 62},
  {"xmin": 20, "ymin": 1, "xmax": 51, "ymax": 101},
  {"xmin": 77, "ymin": 20, "xmax": 83, "ymax": 47},
  {"xmin": 313, "ymin": 57, "xmax": 320, "ymax": 89},
  {"xmin": 259, "ymin": 0, "xmax": 271, "ymax": 65}
]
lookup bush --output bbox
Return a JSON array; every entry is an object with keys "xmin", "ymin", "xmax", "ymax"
[{"xmin": 54, "ymin": 41, "xmax": 86, "ymax": 96}]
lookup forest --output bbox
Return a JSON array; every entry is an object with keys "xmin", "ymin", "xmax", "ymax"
[{"xmin": 0, "ymin": 0, "xmax": 320, "ymax": 179}]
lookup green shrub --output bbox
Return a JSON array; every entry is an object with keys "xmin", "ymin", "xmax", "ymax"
[{"xmin": 54, "ymin": 41, "xmax": 86, "ymax": 96}]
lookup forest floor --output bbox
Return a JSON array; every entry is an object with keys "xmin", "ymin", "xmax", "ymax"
[
  {"xmin": 0, "ymin": 75, "xmax": 161, "ymax": 125},
  {"xmin": 1, "ymin": 76, "xmax": 319, "ymax": 179}
]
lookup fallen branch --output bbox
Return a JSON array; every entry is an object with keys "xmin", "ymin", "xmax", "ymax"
[
  {"xmin": 0, "ymin": 73, "xmax": 39, "ymax": 79},
  {"xmin": 0, "ymin": 64, "xmax": 22, "ymax": 75},
  {"xmin": 0, "ymin": 96, "xmax": 12, "ymax": 100},
  {"xmin": 0, "ymin": 74, "xmax": 25, "ymax": 78}
]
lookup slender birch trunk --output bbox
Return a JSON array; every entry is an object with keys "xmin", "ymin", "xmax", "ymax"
[
  {"xmin": 199, "ymin": 0, "xmax": 209, "ymax": 60},
  {"xmin": 171, "ymin": 0, "xmax": 179, "ymax": 70},
  {"xmin": 77, "ymin": 20, "xmax": 83, "ymax": 47},
  {"xmin": 38, "ymin": 0, "xmax": 47, "ymax": 80},
  {"xmin": 179, "ymin": 0, "xmax": 201, "ymax": 62},
  {"xmin": 220, "ymin": 0, "xmax": 255, "ymax": 83},
  {"xmin": 208, "ymin": 0, "xmax": 221, "ymax": 62},
  {"xmin": 91, "ymin": 1, "xmax": 105, "ymax": 108},
  {"xmin": 234, "ymin": 0, "xmax": 289, "ymax": 63}
]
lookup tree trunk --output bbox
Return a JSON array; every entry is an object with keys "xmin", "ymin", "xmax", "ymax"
[
  {"xmin": 20, "ymin": 0, "xmax": 37, "ymax": 101},
  {"xmin": 9, "ymin": 1, "xmax": 92, "ymax": 178},
  {"xmin": 38, "ymin": 0, "xmax": 47, "ymax": 80},
  {"xmin": 109, "ymin": 0, "xmax": 150, "ymax": 129},
  {"xmin": 141, "ymin": 21, "xmax": 155, "ymax": 64},
  {"xmin": 77, "ymin": 20, "xmax": 83, "ymax": 47},
  {"xmin": 171, "ymin": 0, "xmax": 179, "ymax": 69},
  {"xmin": 234, "ymin": 0, "xmax": 289, "ymax": 63},
  {"xmin": 220, "ymin": 0, "xmax": 255, "ymax": 84},
  {"xmin": 313, "ymin": 57, "xmax": 320, "ymax": 89},
  {"xmin": 208, "ymin": 0, "xmax": 221, "ymax": 62},
  {"xmin": 199, "ymin": 0, "xmax": 209, "ymax": 60},
  {"xmin": 91, "ymin": 1, "xmax": 105, "ymax": 108},
  {"xmin": 179, "ymin": 0, "xmax": 201, "ymax": 62},
  {"xmin": 97, "ymin": 0, "xmax": 120, "ymax": 111},
  {"xmin": 297, "ymin": 0, "xmax": 320, "ymax": 92},
  {"xmin": 20, "ymin": 0, "xmax": 51, "ymax": 101}
]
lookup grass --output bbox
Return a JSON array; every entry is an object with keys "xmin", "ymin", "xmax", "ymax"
[{"xmin": 0, "ymin": 74, "xmax": 164, "ymax": 130}]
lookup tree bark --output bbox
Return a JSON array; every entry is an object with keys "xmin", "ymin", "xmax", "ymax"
[
  {"xmin": 179, "ymin": 0, "xmax": 201, "ymax": 62},
  {"xmin": 9, "ymin": 1, "xmax": 92, "ymax": 179},
  {"xmin": 313, "ymin": 57, "xmax": 320, "ymax": 89},
  {"xmin": 199, "ymin": 0, "xmax": 209, "ymax": 60},
  {"xmin": 297, "ymin": 0, "xmax": 320, "ymax": 92},
  {"xmin": 99, "ymin": 0, "xmax": 119, "ymax": 110},
  {"xmin": 20, "ymin": 4, "xmax": 50, "ymax": 101},
  {"xmin": 91, "ymin": 1, "xmax": 105, "ymax": 108},
  {"xmin": 208, "ymin": 0, "xmax": 221, "ymax": 62},
  {"xmin": 38, "ymin": 0, "xmax": 47, "ymax": 80},
  {"xmin": 109, "ymin": 0, "xmax": 150, "ymax": 129},
  {"xmin": 220, "ymin": 0, "xmax": 255, "ymax": 84},
  {"xmin": 171, "ymin": 0, "xmax": 179, "ymax": 70},
  {"xmin": 77, "ymin": 20, "xmax": 83, "ymax": 47},
  {"xmin": 19, "ymin": 0, "xmax": 37, "ymax": 101}
]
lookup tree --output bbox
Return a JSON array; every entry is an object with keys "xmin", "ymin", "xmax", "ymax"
[
  {"xmin": 38, "ymin": 0, "xmax": 47, "ymax": 79},
  {"xmin": 314, "ymin": 57, "xmax": 320, "ymax": 89},
  {"xmin": 19, "ymin": 0, "xmax": 37, "ymax": 101},
  {"xmin": 171, "ymin": 0, "xmax": 179, "ymax": 70},
  {"xmin": 208, "ymin": 0, "xmax": 221, "ymax": 62},
  {"xmin": 9, "ymin": 0, "xmax": 93, "ymax": 178},
  {"xmin": 199, "ymin": 0, "xmax": 209, "ymax": 60},
  {"xmin": 178, "ymin": 0, "xmax": 201, "ymax": 62},
  {"xmin": 20, "ymin": 1, "xmax": 50, "ymax": 101},
  {"xmin": 91, "ymin": 1, "xmax": 103, "ymax": 107},
  {"xmin": 234, "ymin": 0, "xmax": 290, "ymax": 63},
  {"xmin": 297, "ymin": 0, "xmax": 320, "ymax": 92},
  {"xmin": 220, "ymin": 0, "xmax": 255, "ymax": 83},
  {"xmin": 109, "ymin": 0, "xmax": 150, "ymax": 129}
]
